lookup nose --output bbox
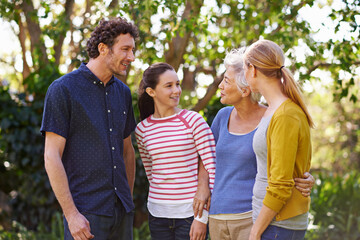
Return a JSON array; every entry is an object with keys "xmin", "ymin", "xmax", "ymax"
[
  {"xmin": 173, "ymin": 85, "xmax": 181, "ymax": 94},
  {"xmin": 128, "ymin": 50, "xmax": 135, "ymax": 62},
  {"xmin": 219, "ymin": 79, "xmax": 224, "ymax": 89}
]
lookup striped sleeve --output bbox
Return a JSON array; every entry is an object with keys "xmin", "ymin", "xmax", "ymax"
[
  {"xmin": 135, "ymin": 123, "xmax": 153, "ymax": 182},
  {"xmin": 187, "ymin": 112, "xmax": 216, "ymax": 191}
]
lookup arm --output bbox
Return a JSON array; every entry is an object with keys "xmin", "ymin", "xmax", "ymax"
[
  {"xmin": 251, "ymin": 116, "xmax": 301, "ymax": 238},
  {"xmin": 191, "ymin": 115, "xmax": 216, "ymax": 190},
  {"xmin": 190, "ymin": 114, "xmax": 216, "ymax": 240},
  {"xmin": 193, "ymin": 158, "xmax": 211, "ymax": 218},
  {"xmin": 191, "ymin": 169, "xmax": 209, "ymax": 240},
  {"xmin": 294, "ymin": 172, "xmax": 315, "ymax": 197},
  {"xmin": 190, "ymin": 220, "xmax": 207, "ymax": 240},
  {"xmin": 44, "ymin": 132, "xmax": 93, "ymax": 240},
  {"xmin": 135, "ymin": 130, "xmax": 153, "ymax": 182},
  {"xmin": 249, "ymin": 205, "xmax": 277, "ymax": 240},
  {"xmin": 123, "ymin": 135, "xmax": 135, "ymax": 196}
]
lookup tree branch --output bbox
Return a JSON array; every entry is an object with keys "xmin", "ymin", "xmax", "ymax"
[
  {"xmin": 192, "ymin": 73, "xmax": 223, "ymax": 112},
  {"xmin": 108, "ymin": 0, "xmax": 119, "ymax": 9},
  {"xmin": 306, "ymin": 61, "xmax": 360, "ymax": 75}
]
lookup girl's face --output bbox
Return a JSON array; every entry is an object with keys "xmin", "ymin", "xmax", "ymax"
[
  {"xmin": 151, "ymin": 70, "xmax": 181, "ymax": 109},
  {"xmin": 219, "ymin": 66, "xmax": 243, "ymax": 105}
]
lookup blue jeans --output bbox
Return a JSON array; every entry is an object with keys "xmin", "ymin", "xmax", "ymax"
[
  {"xmin": 261, "ymin": 225, "xmax": 306, "ymax": 240},
  {"xmin": 64, "ymin": 199, "xmax": 134, "ymax": 240},
  {"xmin": 148, "ymin": 213, "xmax": 194, "ymax": 240}
]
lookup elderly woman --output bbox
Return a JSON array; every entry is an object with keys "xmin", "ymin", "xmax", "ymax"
[{"xmin": 193, "ymin": 48, "xmax": 314, "ymax": 240}]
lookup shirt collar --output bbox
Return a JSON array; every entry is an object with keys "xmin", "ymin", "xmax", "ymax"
[{"xmin": 79, "ymin": 63, "xmax": 115, "ymax": 86}]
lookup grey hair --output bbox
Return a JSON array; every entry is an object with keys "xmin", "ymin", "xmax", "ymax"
[{"xmin": 224, "ymin": 47, "xmax": 261, "ymax": 102}]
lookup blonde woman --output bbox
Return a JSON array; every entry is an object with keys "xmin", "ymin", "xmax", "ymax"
[{"xmin": 243, "ymin": 40, "xmax": 313, "ymax": 240}]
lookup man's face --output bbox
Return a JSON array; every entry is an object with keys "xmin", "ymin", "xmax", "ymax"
[{"xmin": 105, "ymin": 33, "xmax": 135, "ymax": 76}]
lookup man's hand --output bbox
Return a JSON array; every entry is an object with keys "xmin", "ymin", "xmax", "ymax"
[
  {"xmin": 67, "ymin": 211, "xmax": 94, "ymax": 240},
  {"xmin": 189, "ymin": 219, "xmax": 207, "ymax": 240},
  {"xmin": 294, "ymin": 172, "xmax": 315, "ymax": 197}
]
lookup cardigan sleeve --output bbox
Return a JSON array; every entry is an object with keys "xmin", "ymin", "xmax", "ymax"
[{"xmin": 263, "ymin": 114, "xmax": 300, "ymax": 213}]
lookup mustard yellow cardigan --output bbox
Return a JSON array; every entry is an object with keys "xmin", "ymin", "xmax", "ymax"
[{"xmin": 264, "ymin": 99, "xmax": 312, "ymax": 221}]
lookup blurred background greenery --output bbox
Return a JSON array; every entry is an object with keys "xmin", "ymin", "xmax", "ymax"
[{"xmin": 0, "ymin": 0, "xmax": 359, "ymax": 239}]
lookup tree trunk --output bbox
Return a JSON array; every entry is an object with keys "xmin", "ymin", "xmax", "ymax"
[
  {"xmin": 165, "ymin": 0, "xmax": 204, "ymax": 71},
  {"xmin": 20, "ymin": 0, "xmax": 48, "ymax": 65},
  {"xmin": 16, "ymin": 12, "xmax": 31, "ymax": 82},
  {"xmin": 54, "ymin": 0, "xmax": 75, "ymax": 65}
]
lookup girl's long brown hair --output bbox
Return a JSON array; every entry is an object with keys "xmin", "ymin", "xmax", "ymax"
[{"xmin": 138, "ymin": 63, "xmax": 175, "ymax": 120}]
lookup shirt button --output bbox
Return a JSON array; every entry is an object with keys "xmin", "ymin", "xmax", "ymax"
[
  {"xmin": 110, "ymin": 128, "xmax": 112, "ymax": 132},
  {"xmin": 112, "ymin": 147, "xmax": 115, "ymax": 150},
  {"xmin": 100, "ymin": 82, "xmax": 103, "ymax": 84},
  {"xmin": 123, "ymin": 111, "xmax": 126, "ymax": 114},
  {"xmin": 93, "ymin": 81, "xmax": 96, "ymax": 84},
  {"xmin": 114, "ymin": 166, "xmax": 116, "ymax": 169},
  {"xmin": 106, "ymin": 92, "xmax": 108, "ymax": 95},
  {"xmin": 108, "ymin": 110, "xmax": 111, "ymax": 113},
  {"xmin": 115, "ymin": 187, "xmax": 117, "ymax": 191}
]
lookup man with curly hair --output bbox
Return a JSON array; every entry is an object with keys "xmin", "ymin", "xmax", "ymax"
[{"xmin": 41, "ymin": 17, "xmax": 139, "ymax": 240}]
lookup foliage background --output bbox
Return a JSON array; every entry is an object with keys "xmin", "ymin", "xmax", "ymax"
[{"xmin": 0, "ymin": 0, "xmax": 359, "ymax": 239}]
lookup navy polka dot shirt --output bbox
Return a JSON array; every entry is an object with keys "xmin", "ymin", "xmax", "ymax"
[{"xmin": 41, "ymin": 63, "xmax": 136, "ymax": 216}]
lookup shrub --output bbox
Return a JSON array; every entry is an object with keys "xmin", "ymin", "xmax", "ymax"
[{"xmin": 306, "ymin": 172, "xmax": 360, "ymax": 240}]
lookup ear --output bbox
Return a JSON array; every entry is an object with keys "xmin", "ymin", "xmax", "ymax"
[
  {"xmin": 251, "ymin": 64, "xmax": 257, "ymax": 78},
  {"xmin": 98, "ymin": 43, "xmax": 109, "ymax": 56},
  {"xmin": 240, "ymin": 86, "xmax": 251, "ymax": 97},
  {"xmin": 145, "ymin": 87, "xmax": 155, "ymax": 98}
]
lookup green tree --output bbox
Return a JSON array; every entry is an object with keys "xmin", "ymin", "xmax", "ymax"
[
  {"xmin": 0, "ymin": 0, "xmax": 359, "ymax": 231},
  {"xmin": 309, "ymin": 76, "xmax": 360, "ymax": 173}
]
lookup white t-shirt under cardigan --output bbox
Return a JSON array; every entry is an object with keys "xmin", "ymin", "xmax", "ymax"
[{"xmin": 135, "ymin": 109, "xmax": 216, "ymax": 223}]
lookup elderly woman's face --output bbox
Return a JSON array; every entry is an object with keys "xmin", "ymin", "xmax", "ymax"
[{"xmin": 218, "ymin": 66, "xmax": 243, "ymax": 105}]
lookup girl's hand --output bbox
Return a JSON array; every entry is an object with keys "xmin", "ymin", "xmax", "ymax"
[
  {"xmin": 189, "ymin": 219, "xmax": 207, "ymax": 240},
  {"xmin": 294, "ymin": 172, "xmax": 315, "ymax": 197}
]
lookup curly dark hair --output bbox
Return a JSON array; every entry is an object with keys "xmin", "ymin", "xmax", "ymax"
[{"xmin": 86, "ymin": 17, "xmax": 139, "ymax": 59}]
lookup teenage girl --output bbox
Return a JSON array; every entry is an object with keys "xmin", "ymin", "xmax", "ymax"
[
  {"xmin": 243, "ymin": 40, "xmax": 313, "ymax": 240},
  {"xmin": 135, "ymin": 62, "xmax": 216, "ymax": 240}
]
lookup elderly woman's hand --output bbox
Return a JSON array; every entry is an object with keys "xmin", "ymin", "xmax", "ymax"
[{"xmin": 294, "ymin": 172, "xmax": 315, "ymax": 197}]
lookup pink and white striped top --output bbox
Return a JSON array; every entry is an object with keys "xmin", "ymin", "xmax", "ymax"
[{"xmin": 135, "ymin": 109, "xmax": 216, "ymax": 205}]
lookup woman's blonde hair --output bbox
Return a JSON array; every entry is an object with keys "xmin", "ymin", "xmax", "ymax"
[
  {"xmin": 244, "ymin": 39, "xmax": 314, "ymax": 128},
  {"xmin": 224, "ymin": 47, "xmax": 261, "ymax": 103}
]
